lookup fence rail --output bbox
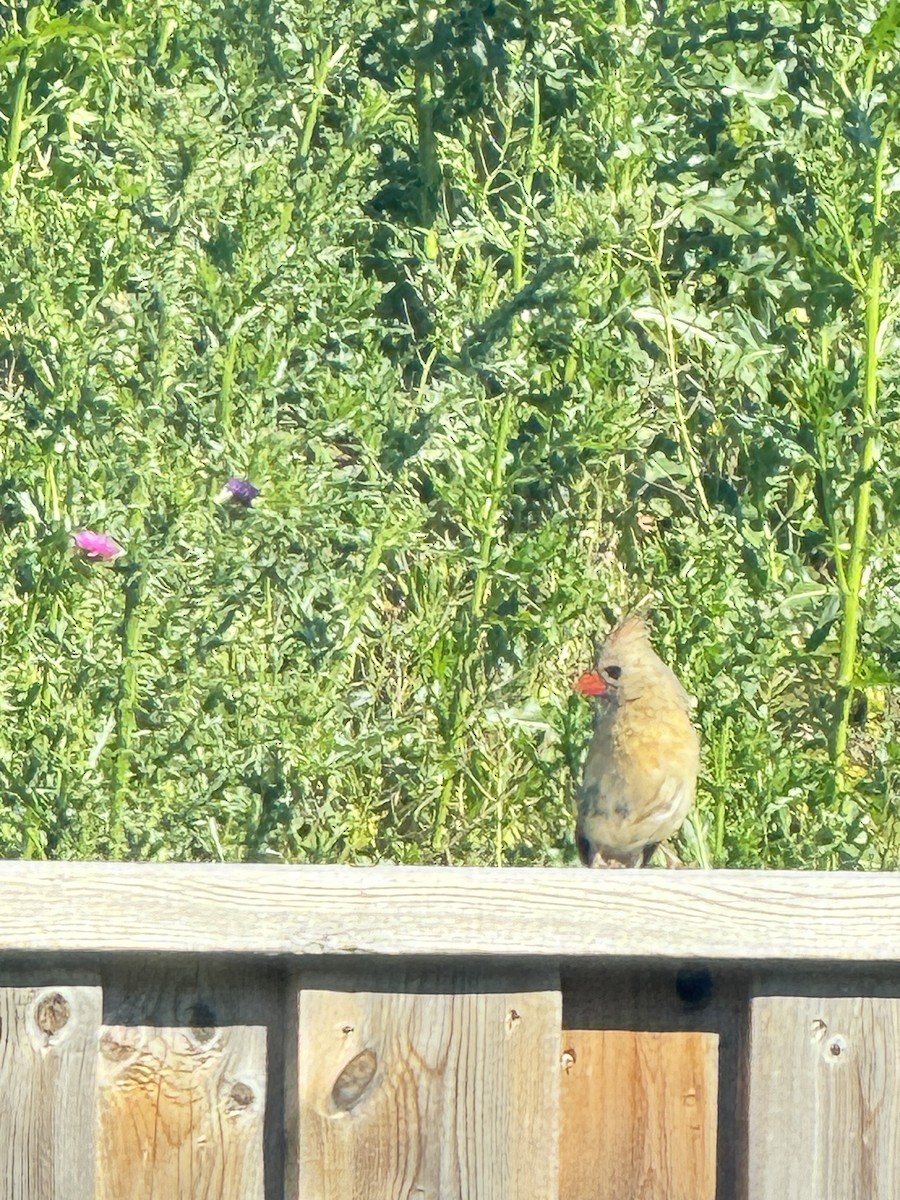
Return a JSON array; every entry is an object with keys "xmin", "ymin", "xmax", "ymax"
[{"xmin": 0, "ymin": 863, "xmax": 898, "ymax": 1199}]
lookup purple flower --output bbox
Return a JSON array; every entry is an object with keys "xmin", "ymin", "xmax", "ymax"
[
  {"xmin": 72, "ymin": 530, "xmax": 125, "ymax": 560},
  {"xmin": 220, "ymin": 477, "xmax": 261, "ymax": 506}
]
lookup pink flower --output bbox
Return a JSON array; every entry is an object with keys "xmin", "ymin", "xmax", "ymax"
[{"xmin": 72, "ymin": 530, "xmax": 124, "ymax": 561}]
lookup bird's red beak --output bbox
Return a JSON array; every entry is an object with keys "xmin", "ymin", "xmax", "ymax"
[{"xmin": 574, "ymin": 670, "xmax": 608, "ymax": 696}]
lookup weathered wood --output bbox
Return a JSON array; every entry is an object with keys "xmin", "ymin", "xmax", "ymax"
[
  {"xmin": 292, "ymin": 967, "xmax": 561, "ymax": 1200},
  {"xmin": 95, "ymin": 1023, "xmax": 267, "ymax": 1200},
  {"xmin": 560, "ymin": 1029, "xmax": 718, "ymax": 1200},
  {"xmin": 0, "ymin": 862, "xmax": 899, "ymax": 961},
  {"xmin": 99, "ymin": 958, "xmax": 286, "ymax": 1200},
  {"xmin": 0, "ymin": 986, "xmax": 101, "ymax": 1200},
  {"xmin": 746, "ymin": 995, "xmax": 900, "ymax": 1199}
]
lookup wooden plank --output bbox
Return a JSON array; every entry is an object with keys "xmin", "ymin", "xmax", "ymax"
[
  {"xmin": 291, "ymin": 967, "xmax": 561, "ymax": 1200},
  {"xmin": 98, "ymin": 957, "xmax": 285, "ymax": 1200},
  {"xmin": 0, "ymin": 862, "xmax": 899, "ymax": 961},
  {"xmin": 0, "ymin": 986, "xmax": 101, "ymax": 1200},
  {"xmin": 747, "ymin": 995, "xmax": 900, "ymax": 1199},
  {"xmin": 564, "ymin": 967, "xmax": 747, "ymax": 1200},
  {"xmin": 560, "ymin": 1030, "xmax": 718, "ymax": 1200},
  {"xmin": 95, "ymin": 1023, "xmax": 267, "ymax": 1200}
]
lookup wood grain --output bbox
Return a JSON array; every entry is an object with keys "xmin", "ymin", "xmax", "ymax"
[
  {"xmin": 0, "ymin": 862, "xmax": 899, "ymax": 961},
  {"xmin": 746, "ymin": 995, "xmax": 900, "ymax": 1200},
  {"xmin": 98, "ymin": 957, "xmax": 285, "ymax": 1200},
  {"xmin": 95, "ymin": 1023, "xmax": 267, "ymax": 1200},
  {"xmin": 293, "ymin": 967, "xmax": 561, "ymax": 1200},
  {"xmin": 560, "ymin": 1029, "xmax": 718, "ymax": 1200},
  {"xmin": 0, "ymin": 986, "xmax": 101, "ymax": 1200},
  {"xmin": 564, "ymin": 967, "xmax": 748, "ymax": 1200}
]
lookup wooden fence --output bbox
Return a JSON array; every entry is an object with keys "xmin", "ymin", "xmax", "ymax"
[{"xmin": 1, "ymin": 862, "xmax": 899, "ymax": 1199}]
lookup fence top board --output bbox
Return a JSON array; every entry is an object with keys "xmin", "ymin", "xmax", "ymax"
[{"xmin": 0, "ymin": 862, "xmax": 898, "ymax": 963}]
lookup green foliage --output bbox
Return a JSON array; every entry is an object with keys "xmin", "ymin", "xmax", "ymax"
[{"xmin": 0, "ymin": 0, "xmax": 898, "ymax": 867}]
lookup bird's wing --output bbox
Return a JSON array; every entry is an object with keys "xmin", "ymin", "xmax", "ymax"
[{"xmin": 579, "ymin": 749, "xmax": 695, "ymax": 860}]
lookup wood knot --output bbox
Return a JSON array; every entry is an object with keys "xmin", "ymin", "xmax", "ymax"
[
  {"xmin": 332, "ymin": 1048, "xmax": 377, "ymax": 1112},
  {"xmin": 35, "ymin": 992, "xmax": 70, "ymax": 1039},
  {"xmin": 824, "ymin": 1034, "xmax": 847, "ymax": 1062},
  {"xmin": 226, "ymin": 1080, "xmax": 255, "ymax": 1113}
]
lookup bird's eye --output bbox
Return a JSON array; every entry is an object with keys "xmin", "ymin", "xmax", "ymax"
[{"xmin": 604, "ymin": 665, "xmax": 622, "ymax": 680}]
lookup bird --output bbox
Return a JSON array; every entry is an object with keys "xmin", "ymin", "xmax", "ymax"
[{"xmin": 574, "ymin": 615, "xmax": 700, "ymax": 868}]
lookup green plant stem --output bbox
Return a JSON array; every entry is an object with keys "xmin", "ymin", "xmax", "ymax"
[
  {"xmin": 113, "ymin": 568, "xmax": 143, "ymax": 850},
  {"xmin": 833, "ymin": 126, "xmax": 891, "ymax": 775},
  {"xmin": 3, "ymin": 49, "xmax": 31, "ymax": 192},
  {"xmin": 414, "ymin": 1, "xmax": 440, "ymax": 224},
  {"xmin": 814, "ymin": 421, "xmax": 849, "ymax": 597},
  {"xmin": 300, "ymin": 42, "xmax": 339, "ymax": 158},
  {"xmin": 434, "ymin": 391, "xmax": 515, "ymax": 851},
  {"xmin": 217, "ymin": 332, "xmax": 239, "ymax": 433},
  {"xmin": 495, "ymin": 765, "xmax": 505, "ymax": 866},
  {"xmin": 472, "ymin": 392, "xmax": 515, "ymax": 621},
  {"xmin": 713, "ymin": 715, "xmax": 731, "ymax": 863},
  {"xmin": 652, "ymin": 239, "xmax": 711, "ymax": 520},
  {"xmin": 433, "ymin": 773, "xmax": 457, "ymax": 858},
  {"xmin": 512, "ymin": 76, "xmax": 540, "ymax": 291},
  {"xmin": 44, "ymin": 458, "xmax": 61, "ymax": 523}
]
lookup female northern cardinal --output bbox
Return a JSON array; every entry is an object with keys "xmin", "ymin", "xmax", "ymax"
[{"xmin": 574, "ymin": 616, "xmax": 700, "ymax": 868}]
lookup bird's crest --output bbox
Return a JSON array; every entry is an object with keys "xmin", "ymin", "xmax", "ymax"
[{"xmin": 598, "ymin": 614, "xmax": 653, "ymax": 664}]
